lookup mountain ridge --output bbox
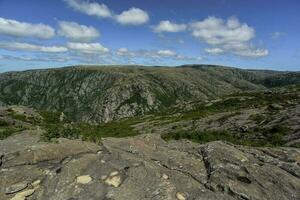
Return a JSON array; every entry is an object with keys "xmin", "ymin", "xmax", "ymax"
[{"xmin": 0, "ymin": 65, "xmax": 299, "ymax": 123}]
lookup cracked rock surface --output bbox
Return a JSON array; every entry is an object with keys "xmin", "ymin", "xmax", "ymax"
[{"xmin": 0, "ymin": 133, "xmax": 300, "ymax": 200}]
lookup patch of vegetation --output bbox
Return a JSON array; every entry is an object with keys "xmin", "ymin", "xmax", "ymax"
[
  {"xmin": 162, "ymin": 130, "xmax": 239, "ymax": 144},
  {"xmin": 249, "ymin": 113, "xmax": 266, "ymax": 123},
  {"xmin": 40, "ymin": 110, "xmax": 141, "ymax": 142},
  {"xmin": 266, "ymin": 125, "xmax": 290, "ymax": 146},
  {"xmin": 0, "ymin": 118, "xmax": 9, "ymax": 126},
  {"xmin": 9, "ymin": 113, "xmax": 27, "ymax": 121},
  {"xmin": 217, "ymin": 112, "xmax": 241, "ymax": 124},
  {"xmin": 40, "ymin": 111, "xmax": 62, "ymax": 124},
  {"xmin": 0, "ymin": 127, "xmax": 25, "ymax": 140},
  {"xmin": 8, "ymin": 111, "xmax": 41, "ymax": 124},
  {"xmin": 41, "ymin": 124, "xmax": 80, "ymax": 141},
  {"xmin": 161, "ymin": 125, "xmax": 291, "ymax": 147}
]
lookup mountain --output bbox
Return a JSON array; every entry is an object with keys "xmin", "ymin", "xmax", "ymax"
[
  {"xmin": 0, "ymin": 65, "xmax": 299, "ymax": 200},
  {"xmin": 0, "ymin": 65, "xmax": 298, "ymax": 123}
]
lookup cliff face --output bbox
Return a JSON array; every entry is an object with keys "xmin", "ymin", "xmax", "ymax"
[{"xmin": 0, "ymin": 65, "xmax": 298, "ymax": 123}]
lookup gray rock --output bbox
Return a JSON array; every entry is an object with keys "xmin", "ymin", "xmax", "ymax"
[
  {"xmin": 5, "ymin": 181, "xmax": 28, "ymax": 194},
  {"xmin": 0, "ymin": 133, "xmax": 299, "ymax": 200}
]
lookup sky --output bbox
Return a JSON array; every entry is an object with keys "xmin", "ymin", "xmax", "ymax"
[{"xmin": 0, "ymin": 0, "xmax": 299, "ymax": 72}]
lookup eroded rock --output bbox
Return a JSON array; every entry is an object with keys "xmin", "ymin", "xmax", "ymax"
[
  {"xmin": 5, "ymin": 181, "xmax": 28, "ymax": 194},
  {"xmin": 0, "ymin": 133, "xmax": 299, "ymax": 200}
]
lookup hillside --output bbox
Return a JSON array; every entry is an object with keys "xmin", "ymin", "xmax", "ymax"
[
  {"xmin": 0, "ymin": 105, "xmax": 299, "ymax": 200},
  {"xmin": 0, "ymin": 65, "xmax": 298, "ymax": 123},
  {"xmin": 0, "ymin": 65, "xmax": 299, "ymax": 200}
]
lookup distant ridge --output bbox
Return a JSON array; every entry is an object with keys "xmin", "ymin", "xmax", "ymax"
[{"xmin": 0, "ymin": 64, "xmax": 299, "ymax": 123}]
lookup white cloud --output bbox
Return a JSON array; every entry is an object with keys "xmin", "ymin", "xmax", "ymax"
[
  {"xmin": 222, "ymin": 42, "xmax": 268, "ymax": 57},
  {"xmin": 116, "ymin": 48, "xmax": 177, "ymax": 58},
  {"xmin": 157, "ymin": 49, "xmax": 177, "ymax": 56},
  {"xmin": 190, "ymin": 16, "xmax": 268, "ymax": 58},
  {"xmin": 116, "ymin": 48, "xmax": 136, "ymax": 56},
  {"xmin": 178, "ymin": 39, "xmax": 185, "ymax": 44},
  {"xmin": 153, "ymin": 20, "xmax": 186, "ymax": 33},
  {"xmin": 64, "ymin": 0, "xmax": 112, "ymax": 18},
  {"xmin": 204, "ymin": 48, "xmax": 224, "ymax": 55},
  {"xmin": 58, "ymin": 21, "xmax": 100, "ymax": 41},
  {"xmin": 0, "ymin": 42, "xmax": 67, "ymax": 53},
  {"xmin": 64, "ymin": 1, "xmax": 149, "ymax": 26},
  {"xmin": 115, "ymin": 8, "xmax": 149, "ymax": 25},
  {"xmin": 0, "ymin": 17, "xmax": 55, "ymax": 39},
  {"xmin": 115, "ymin": 48, "xmax": 201, "ymax": 62},
  {"xmin": 67, "ymin": 42, "xmax": 109, "ymax": 54},
  {"xmin": 190, "ymin": 16, "xmax": 254, "ymax": 45},
  {"xmin": 233, "ymin": 48, "xmax": 269, "ymax": 57},
  {"xmin": 272, "ymin": 32, "xmax": 286, "ymax": 40},
  {"xmin": 1, "ymin": 54, "xmax": 70, "ymax": 62}
]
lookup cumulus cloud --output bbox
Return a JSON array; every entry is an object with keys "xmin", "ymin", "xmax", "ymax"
[
  {"xmin": 115, "ymin": 48, "xmax": 201, "ymax": 62},
  {"xmin": 222, "ymin": 42, "xmax": 268, "ymax": 57},
  {"xmin": 116, "ymin": 48, "xmax": 136, "ymax": 56},
  {"xmin": 204, "ymin": 48, "xmax": 224, "ymax": 55},
  {"xmin": 64, "ymin": 0, "xmax": 112, "ymax": 18},
  {"xmin": 0, "ymin": 17, "xmax": 55, "ymax": 39},
  {"xmin": 157, "ymin": 49, "xmax": 177, "ymax": 56},
  {"xmin": 115, "ymin": 8, "xmax": 149, "ymax": 25},
  {"xmin": 190, "ymin": 16, "xmax": 254, "ymax": 45},
  {"xmin": 116, "ymin": 48, "xmax": 177, "ymax": 58},
  {"xmin": 0, "ymin": 42, "xmax": 67, "ymax": 53},
  {"xmin": 67, "ymin": 42, "xmax": 109, "ymax": 54},
  {"xmin": 271, "ymin": 32, "xmax": 287, "ymax": 40},
  {"xmin": 58, "ymin": 21, "xmax": 100, "ymax": 41},
  {"xmin": 190, "ymin": 16, "xmax": 268, "ymax": 58},
  {"xmin": 64, "ymin": 0, "xmax": 149, "ymax": 26},
  {"xmin": 153, "ymin": 20, "xmax": 187, "ymax": 33}
]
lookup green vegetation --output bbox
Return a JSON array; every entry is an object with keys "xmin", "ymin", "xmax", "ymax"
[
  {"xmin": 249, "ymin": 113, "xmax": 266, "ymax": 123},
  {"xmin": 217, "ymin": 112, "xmax": 241, "ymax": 124},
  {"xmin": 0, "ymin": 127, "xmax": 25, "ymax": 140},
  {"xmin": 40, "ymin": 110, "xmax": 141, "ymax": 142},
  {"xmin": 8, "ymin": 110, "xmax": 41, "ymax": 124},
  {"xmin": 162, "ymin": 130, "xmax": 237, "ymax": 144},
  {"xmin": 161, "ymin": 125, "xmax": 290, "ymax": 147},
  {"xmin": 40, "ymin": 111, "xmax": 62, "ymax": 124},
  {"xmin": 0, "ymin": 118, "xmax": 9, "ymax": 126}
]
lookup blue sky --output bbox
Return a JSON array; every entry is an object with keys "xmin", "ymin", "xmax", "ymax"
[{"xmin": 0, "ymin": 0, "xmax": 299, "ymax": 72}]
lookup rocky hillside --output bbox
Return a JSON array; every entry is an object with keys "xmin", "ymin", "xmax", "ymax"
[
  {"xmin": 0, "ymin": 83, "xmax": 299, "ymax": 200},
  {"xmin": 1, "ymin": 65, "xmax": 298, "ymax": 123}
]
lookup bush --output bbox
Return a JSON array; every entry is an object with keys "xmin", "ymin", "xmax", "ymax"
[
  {"xmin": 42, "ymin": 124, "xmax": 80, "ymax": 141},
  {"xmin": 0, "ymin": 119, "xmax": 9, "ymax": 126},
  {"xmin": 0, "ymin": 127, "xmax": 24, "ymax": 140},
  {"xmin": 162, "ymin": 130, "xmax": 237, "ymax": 144}
]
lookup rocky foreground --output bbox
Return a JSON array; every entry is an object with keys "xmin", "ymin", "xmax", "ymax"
[{"xmin": 1, "ymin": 131, "xmax": 299, "ymax": 200}]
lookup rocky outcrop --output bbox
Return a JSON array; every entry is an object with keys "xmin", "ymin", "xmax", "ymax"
[{"xmin": 1, "ymin": 133, "xmax": 299, "ymax": 200}]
